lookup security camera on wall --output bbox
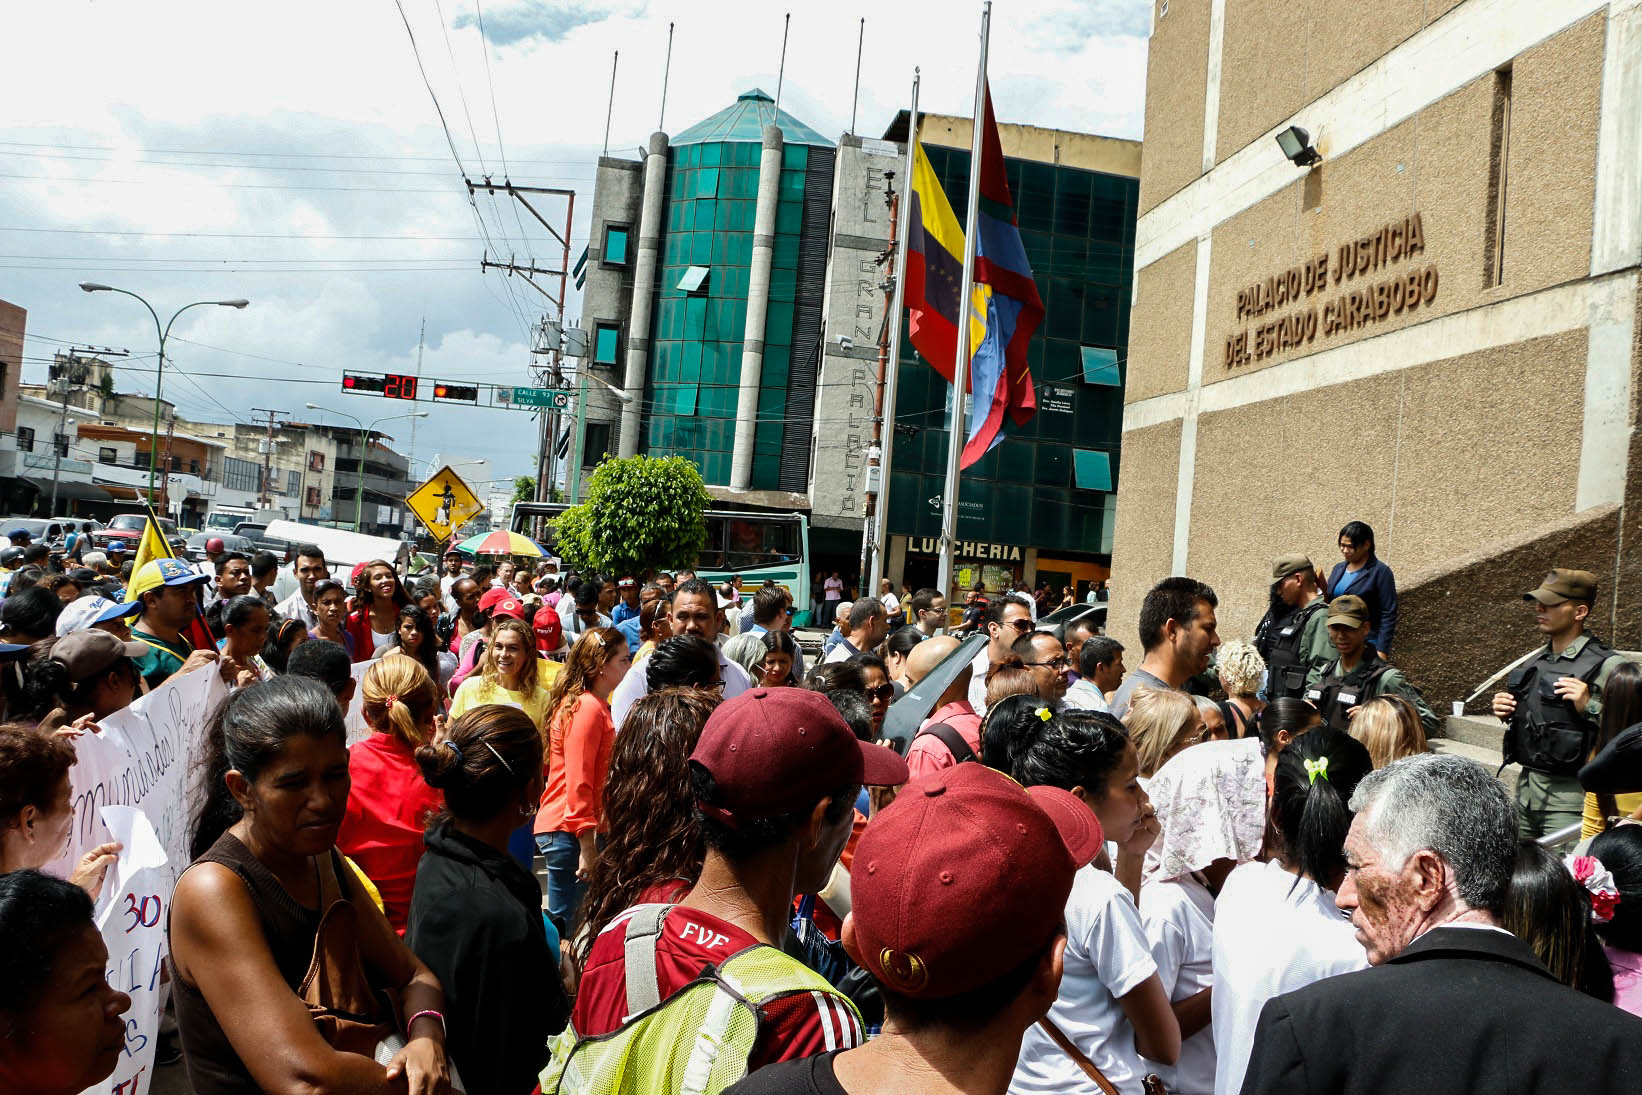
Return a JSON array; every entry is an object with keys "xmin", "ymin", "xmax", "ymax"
[{"xmin": 838, "ymin": 335, "xmax": 854, "ymax": 351}]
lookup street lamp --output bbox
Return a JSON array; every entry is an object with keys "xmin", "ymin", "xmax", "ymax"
[
  {"xmin": 568, "ymin": 371, "xmax": 634, "ymax": 505},
  {"xmin": 78, "ymin": 283, "xmax": 248, "ymax": 504},
  {"xmin": 306, "ymin": 404, "xmax": 427, "ymax": 532}
]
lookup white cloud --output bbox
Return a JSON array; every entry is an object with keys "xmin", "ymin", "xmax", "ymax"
[{"xmin": 0, "ymin": 0, "xmax": 1149, "ymax": 491}]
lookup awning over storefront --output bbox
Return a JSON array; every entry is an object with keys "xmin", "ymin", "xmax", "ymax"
[{"xmin": 18, "ymin": 477, "xmax": 117, "ymax": 504}]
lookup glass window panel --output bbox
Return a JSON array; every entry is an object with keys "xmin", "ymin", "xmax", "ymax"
[
  {"xmin": 1082, "ymin": 288, "xmax": 1120, "ymax": 346},
  {"xmin": 691, "ymin": 232, "xmax": 713, "ymax": 264},
  {"xmin": 683, "ymin": 296, "xmax": 707, "ymax": 339},
  {"xmin": 700, "ymin": 143, "xmax": 722, "ymax": 166},
  {"xmin": 779, "ymin": 172, "xmax": 806, "ymax": 200},
  {"xmin": 604, "ymin": 225, "xmax": 629, "ymax": 265},
  {"xmin": 694, "ymin": 168, "xmax": 720, "ymax": 198},
  {"xmin": 1046, "ymin": 279, "xmax": 1081, "ymax": 340},
  {"xmin": 1080, "ymin": 346, "xmax": 1121, "ymax": 386},
  {"xmin": 678, "ymin": 265, "xmax": 710, "ymax": 293},
  {"xmin": 694, "ymin": 199, "xmax": 717, "ymax": 228},
  {"xmin": 776, "ymin": 203, "xmax": 803, "ymax": 235},
  {"xmin": 593, "ymin": 323, "xmax": 620, "ymax": 365},
  {"xmin": 782, "ymin": 144, "xmax": 809, "ymax": 170},
  {"xmin": 1035, "ymin": 445, "xmax": 1069, "ymax": 486},
  {"xmin": 772, "ymin": 235, "xmax": 799, "ymax": 270},
  {"xmin": 1072, "ymin": 448, "xmax": 1112, "ymax": 491},
  {"xmin": 1054, "ymin": 171, "xmax": 1092, "ymax": 237},
  {"xmin": 763, "ymin": 299, "xmax": 795, "ymax": 341}
]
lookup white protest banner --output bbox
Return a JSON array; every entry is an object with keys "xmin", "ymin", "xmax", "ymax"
[
  {"xmin": 346, "ymin": 658, "xmax": 372, "ymax": 744},
  {"xmin": 44, "ymin": 664, "xmax": 229, "ymax": 1095},
  {"xmin": 91, "ymin": 806, "xmax": 169, "ymax": 1095}
]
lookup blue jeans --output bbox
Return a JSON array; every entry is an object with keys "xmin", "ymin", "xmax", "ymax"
[{"xmin": 536, "ymin": 830, "xmax": 587, "ymax": 930}]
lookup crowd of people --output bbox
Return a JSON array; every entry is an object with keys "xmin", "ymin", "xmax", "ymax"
[{"xmin": 4, "ymin": 517, "xmax": 1642, "ymax": 1094}]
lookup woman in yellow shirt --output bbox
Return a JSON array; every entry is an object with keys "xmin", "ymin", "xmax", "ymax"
[
  {"xmin": 1583, "ymin": 661, "xmax": 1642, "ymax": 839},
  {"xmin": 450, "ymin": 617, "xmax": 562, "ymax": 728}
]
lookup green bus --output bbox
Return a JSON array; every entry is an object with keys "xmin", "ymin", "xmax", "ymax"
[{"xmin": 510, "ymin": 502, "xmax": 811, "ymax": 607}]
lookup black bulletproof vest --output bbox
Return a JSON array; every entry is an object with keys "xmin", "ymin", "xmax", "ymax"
[
  {"xmin": 1306, "ymin": 655, "xmax": 1392, "ymax": 732},
  {"xmin": 1504, "ymin": 636, "xmax": 1615, "ymax": 776},
  {"xmin": 1267, "ymin": 600, "xmax": 1326, "ymax": 701}
]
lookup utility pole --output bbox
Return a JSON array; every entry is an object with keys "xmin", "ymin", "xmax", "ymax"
[
  {"xmin": 252, "ymin": 408, "xmax": 290, "ymax": 513},
  {"xmin": 860, "ymin": 171, "xmax": 901, "ymax": 586},
  {"xmin": 409, "ymin": 315, "xmax": 425, "ymax": 468},
  {"xmin": 46, "ymin": 350, "xmax": 108, "ymax": 518}
]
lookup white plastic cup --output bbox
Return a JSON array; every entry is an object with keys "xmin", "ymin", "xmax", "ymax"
[{"xmin": 1451, "ymin": 701, "xmax": 1465, "ymax": 717}]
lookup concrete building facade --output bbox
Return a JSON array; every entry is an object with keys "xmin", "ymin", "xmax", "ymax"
[{"xmin": 1114, "ymin": 0, "xmax": 1642, "ymax": 703}]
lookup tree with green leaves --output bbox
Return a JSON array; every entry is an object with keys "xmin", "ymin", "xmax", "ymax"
[
  {"xmin": 550, "ymin": 454, "xmax": 710, "ymax": 576},
  {"xmin": 511, "ymin": 476, "xmax": 536, "ymax": 506}
]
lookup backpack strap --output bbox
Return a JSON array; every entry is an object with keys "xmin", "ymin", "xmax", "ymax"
[
  {"xmin": 623, "ymin": 903, "xmax": 675, "ymax": 1016},
  {"xmin": 914, "ymin": 719, "xmax": 976, "ymax": 765}
]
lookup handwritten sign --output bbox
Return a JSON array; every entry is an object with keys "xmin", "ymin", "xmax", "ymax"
[{"xmin": 42, "ymin": 667, "xmax": 228, "ymax": 1095}]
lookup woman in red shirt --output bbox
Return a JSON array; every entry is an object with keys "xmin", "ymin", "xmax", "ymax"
[
  {"xmin": 336, "ymin": 653, "xmax": 444, "ymax": 934},
  {"xmin": 534, "ymin": 626, "xmax": 630, "ymax": 931},
  {"xmin": 345, "ymin": 559, "xmax": 412, "ymax": 662}
]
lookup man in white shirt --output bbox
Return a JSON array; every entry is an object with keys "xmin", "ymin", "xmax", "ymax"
[
  {"xmin": 610, "ymin": 578, "xmax": 751, "ymax": 727},
  {"xmin": 438, "ymin": 549, "xmax": 465, "ymax": 613},
  {"xmin": 560, "ymin": 580, "xmax": 612, "ymax": 644},
  {"xmin": 823, "ymin": 597, "xmax": 887, "ymax": 664},
  {"xmin": 273, "ymin": 544, "xmax": 327, "ymax": 631}
]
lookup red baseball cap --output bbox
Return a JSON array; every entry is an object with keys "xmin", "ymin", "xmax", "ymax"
[
  {"xmin": 205, "ymin": 537, "xmax": 225, "ymax": 553},
  {"xmin": 849, "ymin": 764, "xmax": 1100, "ymax": 1000},
  {"xmin": 533, "ymin": 604, "xmax": 565, "ymax": 652},
  {"xmin": 690, "ymin": 688, "xmax": 908, "ymax": 825},
  {"xmin": 350, "ymin": 561, "xmax": 370, "ymax": 586},
  {"xmin": 478, "ymin": 586, "xmax": 513, "ymax": 614}
]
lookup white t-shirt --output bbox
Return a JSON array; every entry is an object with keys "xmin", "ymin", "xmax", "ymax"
[
  {"xmin": 967, "ymin": 647, "xmax": 992, "ymax": 717},
  {"xmin": 370, "ymin": 628, "xmax": 394, "ymax": 651},
  {"xmin": 1210, "ymin": 859, "xmax": 1368, "ymax": 1095},
  {"xmin": 880, "ymin": 592, "xmax": 900, "ymax": 616},
  {"xmin": 1013, "ymin": 864, "xmax": 1159, "ymax": 1093},
  {"xmin": 1140, "ymin": 875, "xmax": 1217, "ymax": 1095}
]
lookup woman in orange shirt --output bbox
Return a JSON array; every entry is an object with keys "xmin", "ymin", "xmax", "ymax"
[{"xmin": 535, "ymin": 626, "xmax": 630, "ymax": 931}]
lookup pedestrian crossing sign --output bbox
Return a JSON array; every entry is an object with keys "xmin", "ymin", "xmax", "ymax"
[{"xmin": 407, "ymin": 466, "xmax": 484, "ymax": 541}]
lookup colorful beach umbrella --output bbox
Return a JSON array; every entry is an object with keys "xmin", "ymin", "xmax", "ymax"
[{"xmin": 455, "ymin": 530, "xmax": 546, "ymax": 557}]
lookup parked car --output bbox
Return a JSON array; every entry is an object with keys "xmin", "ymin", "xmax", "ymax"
[
  {"xmin": 1035, "ymin": 601, "xmax": 1108, "ymax": 641},
  {"xmin": 2, "ymin": 517, "xmax": 86, "ymax": 550},
  {"xmin": 233, "ymin": 523, "xmax": 293, "ymax": 559},
  {"xmin": 184, "ymin": 531, "xmax": 258, "ymax": 562},
  {"xmin": 91, "ymin": 513, "xmax": 189, "ymax": 556}
]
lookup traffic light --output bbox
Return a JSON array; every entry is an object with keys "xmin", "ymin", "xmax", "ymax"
[
  {"xmin": 432, "ymin": 382, "xmax": 479, "ymax": 403},
  {"xmin": 341, "ymin": 373, "xmax": 386, "ymax": 394}
]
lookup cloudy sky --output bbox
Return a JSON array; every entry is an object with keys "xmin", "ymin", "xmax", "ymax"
[{"xmin": 2, "ymin": 0, "xmax": 1152, "ymax": 497}]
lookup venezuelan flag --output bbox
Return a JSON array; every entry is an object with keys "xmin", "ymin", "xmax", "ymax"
[
  {"xmin": 961, "ymin": 82, "xmax": 1043, "ymax": 468},
  {"xmin": 905, "ymin": 139, "xmax": 971, "ymax": 384}
]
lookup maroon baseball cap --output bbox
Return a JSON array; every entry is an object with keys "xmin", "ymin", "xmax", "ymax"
[
  {"xmin": 849, "ymin": 765, "xmax": 1100, "ymax": 999},
  {"xmin": 690, "ymin": 688, "xmax": 908, "ymax": 825},
  {"xmin": 478, "ymin": 586, "xmax": 516, "ymax": 614}
]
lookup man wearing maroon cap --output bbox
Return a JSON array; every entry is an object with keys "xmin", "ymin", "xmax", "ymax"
[
  {"xmin": 571, "ymin": 687, "xmax": 909, "ymax": 1075},
  {"xmin": 725, "ymin": 764, "xmax": 1102, "ymax": 1095}
]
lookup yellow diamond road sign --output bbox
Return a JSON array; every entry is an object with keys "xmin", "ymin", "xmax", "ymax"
[{"xmin": 407, "ymin": 465, "xmax": 484, "ymax": 541}]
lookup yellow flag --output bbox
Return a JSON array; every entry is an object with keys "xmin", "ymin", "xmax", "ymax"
[{"xmin": 125, "ymin": 516, "xmax": 176, "ymax": 603}]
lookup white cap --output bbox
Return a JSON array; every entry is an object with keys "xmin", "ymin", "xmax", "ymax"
[{"xmin": 55, "ymin": 595, "xmax": 142, "ymax": 637}]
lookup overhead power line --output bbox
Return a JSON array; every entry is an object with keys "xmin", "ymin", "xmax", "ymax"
[{"xmin": 0, "ymin": 138, "xmax": 600, "ymax": 164}]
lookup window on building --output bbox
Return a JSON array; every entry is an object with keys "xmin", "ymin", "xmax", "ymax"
[
  {"xmin": 306, "ymin": 486, "xmax": 322, "ymax": 507},
  {"xmin": 604, "ymin": 224, "xmax": 630, "ymax": 265},
  {"xmin": 593, "ymin": 323, "xmax": 620, "ymax": 365},
  {"xmin": 287, "ymin": 469, "xmax": 300, "ymax": 495},
  {"xmin": 678, "ymin": 265, "xmax": 710, "ymax": 294},
  {"xmin": 1079, "ymin": 346, "xmax": 1122, "ymax": 387},
  {"xmin": 99, "ymin": 447, "xmax": 117, "ymax": 464},
  {"xmin": 1071, "ymin": 449, "xmax": 1113, "ymax": 492},
  {"xmin": 188, "ymin": 459, "xmax": 201, "ymax": 475},
  {"xmin": 308, "ymin": 450, "xmax": 325, "ymax": 472},
  {"xmin": 54, "ymin": 434, "xmax": 70, "ymax": 458},
  {"xmin": 585, "ymin": 422, "xmax": 613, "ymax": 464},
  {"xmin": 224, "ymin": 456, "xmax": 260, "ymax": 492},
  {"xmin": 16, "ymin": 426, "xmax": 33, "ymax": 452}
]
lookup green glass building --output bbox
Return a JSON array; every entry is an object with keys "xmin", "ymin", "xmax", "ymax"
[
  {"xmin": 641, "ymin": 90, "xmax": 835, "ymax": 489},
  {"xmin": 883, "ymin": 132, "xmax": 1137, "ymax": 596}
]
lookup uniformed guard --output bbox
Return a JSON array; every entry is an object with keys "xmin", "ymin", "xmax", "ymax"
[
  {"xmin": 1306, "ymin": 594, "xmax": 1439, "ymax": 738},
  {"xmin": 1491, "ymin": 568, "xmax": 1628, "ymax": 840},
  {"xmin": 1265, "ymin": 553, "xmax": 1333, "ymax": 700}
]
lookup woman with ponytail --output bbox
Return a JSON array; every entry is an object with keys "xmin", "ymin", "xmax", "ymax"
[
  {"xmin": 335, "ymin": 654, "xmax": 444, "ymax": 934},
  {"xmin": 534, "ymin": 626, "xmax": 631, "ymax": 931},
  {"xmin": 407, "ymin": 705, "xmax": 568, "ymax": 1094},
  {"xmin": 171, "ymin": 676, "xmax": 450, "ymax": 1095},
  {"xmin": 1009, "ymin": 709, "xmax": 1181, "ymax": 1095},
  {"xmin": 1210, "ymin": 726, "xmax": 1372, "ymax": 1095}
]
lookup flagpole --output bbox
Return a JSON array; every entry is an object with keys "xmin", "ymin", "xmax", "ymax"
[
  {"xmin": 868, "ymin": 68, "xmax": 919, "ymax": 595},
  {"xmin": 937, "ymin": 2, "xmax": 990, "ymax": 602}
]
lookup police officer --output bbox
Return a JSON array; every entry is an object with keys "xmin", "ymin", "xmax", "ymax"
[
  {"xmin": 1491, "ymin": 568, "xmax": 1627, "ymax": 840},
  {"xmin": 1265, "ymin": 553, "xmax": 1334, "ymax": 700},
  {"xmin": 1306, "ymin": 594, "xmax": 1439, "ymax": 737}
]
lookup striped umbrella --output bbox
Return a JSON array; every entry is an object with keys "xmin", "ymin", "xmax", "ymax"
[{"xmin": 455, "ymin": 530, "xmax": 546, "ymax": 557}]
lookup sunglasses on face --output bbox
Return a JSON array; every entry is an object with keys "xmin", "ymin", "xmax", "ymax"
[
  {"xmin": 867, "ymin": 683, "xmax": 895, "ymax": 702},
  {"xmin": 1006, "ymin": 619, "xmax": 1034, "ymax": 633}
]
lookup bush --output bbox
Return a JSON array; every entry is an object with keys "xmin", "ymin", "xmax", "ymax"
[{"xmin": 551, "ymin": 454, "xmax": 710, "ymax": 576}]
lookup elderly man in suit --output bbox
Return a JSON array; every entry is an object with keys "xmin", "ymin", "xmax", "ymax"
[{"xmin": 1241, "ymin": 753, "xmax": 1642, "ymax": 1095}]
